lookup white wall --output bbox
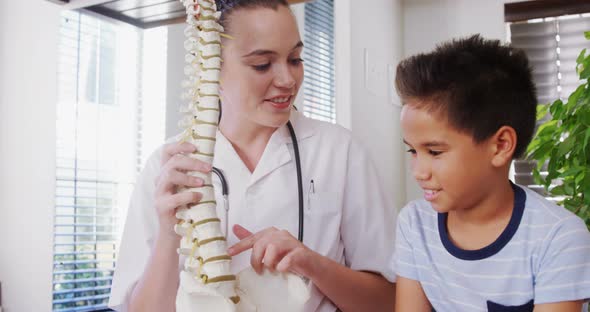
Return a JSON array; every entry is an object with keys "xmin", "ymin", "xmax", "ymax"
[
  {"xmin": 401, "ymin": 0, "xmax": 516, "ymax": 201},
  {"xmin": 336, "ymin": 0, "xmax": 407, "ymax": 210},
  {"xmin": 403, "ymin": 0, "xmax": 510, "ymax": 57},
  {"xmin": 0, "ymin": 1, "xmax": 61, "ymax": 311}
]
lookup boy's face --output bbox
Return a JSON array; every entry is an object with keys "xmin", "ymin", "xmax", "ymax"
[{"xmin": 401, "ymin": 103, "xmax": 496, "ymax": 213}]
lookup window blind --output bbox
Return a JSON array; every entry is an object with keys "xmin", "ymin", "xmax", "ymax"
[
  {"xmin": 510, "ymin": 15, "xmax": 590, "ymax": 196},
  {"xmin": 302, "ymin": 0, "xmax": 335, "ymax": 123},
  {"xmin": 53, "ymin": 10, "xmax": 166, "ymax": 311}
]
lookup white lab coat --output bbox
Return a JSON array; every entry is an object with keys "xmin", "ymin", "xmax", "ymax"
[{"xmin": 108, "ymin": 111, "xmax": 397, "ymax": 312}]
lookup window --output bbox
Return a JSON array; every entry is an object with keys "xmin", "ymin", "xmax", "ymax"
[
  {"xmin": 509, "ymin": 14, "xmax": 590, "ymax": 197},
  {"xmin": 302, "ymin": 0, "xmax": 335, "ymax": 123},
  {"xmin": 52, "ymin": 11, "xmax": 166, "ymax": 311}
]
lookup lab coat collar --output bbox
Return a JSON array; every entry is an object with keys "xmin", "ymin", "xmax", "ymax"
[
  {"xmin": 248, "ymin": 110, "xmax": 316, "ymax": 186},
  {"xmin": 213, "ymin": 131, "xmax": 252, "ymax": 176},
  {"xmin": 276, "ymin": 109, "xmax": 316, "ymax": 144},
  {"xmin": 212, "ymin": 110, "xmax": 317, "ymax": 186}
]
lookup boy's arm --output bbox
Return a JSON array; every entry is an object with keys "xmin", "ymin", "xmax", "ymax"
[
  {"xmin": 395, "ymin": 276, "xmax": 431, "ymax": 312},
  {"xmin": 534, "ymin": 301, "xmax": 583, "ymax": 312}
]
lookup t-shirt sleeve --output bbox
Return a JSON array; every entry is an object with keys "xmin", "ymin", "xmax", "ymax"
[
  {"xmin": 394, "ymin": 204, "xmax": 420, "ymax": 281},
  {"xmin": 108, "ymin": 148, "xmax": 162, "ymax": 311},
  {"xmin": 534, "ymin": 215, "xmax": 590, "ymax": 304},
  {"xmin": 340, "ymin": 138, "xmax": 397, "ymax": 282}
]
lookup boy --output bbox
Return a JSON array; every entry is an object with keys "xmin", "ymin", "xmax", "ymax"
[{"xmin": 394, "ymin": 35, "xmax": 590, "ymax": 311}]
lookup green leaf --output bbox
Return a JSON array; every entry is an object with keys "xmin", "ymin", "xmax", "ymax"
[
  {"xmin": 583, "ymin": 127, "xmax": 590, "ymax": 152},
  {"xmin": 535, "ymin": 120, "xmax": 558, "ymax": 139},
  {"xmin": 550, "ymin": 99, "xmax": 565, "ymax": 119},
  {"xmin": 583, "ymin": 174, "xmax": 590, "ymax": 206},
  {"xmin": 527, "ymin": 137, "xmax": 541, "ymax": 155},
  {"xmin": 575, "ymin": 170, "xmax": 586, "ymax": 185},
  {"xmin": 557, "ymin": 136, "xmax": 575, "ymax": 158},
  {"xmin": 566, "ymin": 85, "xmax": 585, "ymax": 111},
  {"xmin": 564, "ymin": 199, "xmax": 577, "ymax": 212},
  {"xmin": 578, "ymin": 89, "xmax": 590, "ymax": 109},
  {"xmin": 582, "ymin": 111, "xmax": 590, "ymax": 127},
  {"xmin": 529, "ymin": 141, "xmax": 554, "ymax": 160},
  {"xmin": 564, "ymin": 182, "xmax": 575, "ymax": 196},
  {"xmin": 551, "ymin": 184, "xmax": 566, "ymax": 196},
  {"xmin": 581, "ymin": 59, "xmax": 590, "ymax": 80},
  {"xmin": 561, "ymin": 166, "xmax": 583, "ymax": 179},
  {"xmin": 577, "ymin": 48, "xmax": 588, "ymax": 63},
  {"xmin": 536, "ymin": 103, "xmax": 550, "ymax": 121}
]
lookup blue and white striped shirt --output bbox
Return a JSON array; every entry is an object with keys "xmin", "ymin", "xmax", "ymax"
[{"xmin": 394, "ymin": 184, "xmax": 590, "ymax": 311}]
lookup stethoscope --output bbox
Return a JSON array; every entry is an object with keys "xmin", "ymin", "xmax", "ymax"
[{"xmin": 211, "ymin": 120, "xmax": 304, "ymax": 242}]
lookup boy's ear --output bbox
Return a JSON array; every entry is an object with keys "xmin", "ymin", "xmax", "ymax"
[{"xmin": 490, "ymin": 126, "xmax": 517, "ymax": 167}]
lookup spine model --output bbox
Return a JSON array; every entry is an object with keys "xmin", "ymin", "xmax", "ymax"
[
  {"xmin": 174, "ymin": 1, "xmax": 310, "ymax": 311},
  {"xmin": 175, "ymin": 0, "xmax": 240, "ymax": 308}
]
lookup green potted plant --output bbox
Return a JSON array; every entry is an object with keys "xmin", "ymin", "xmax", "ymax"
[{"xmin": 526, "ymin": 32, "xmax": 590, "ymax": 229}]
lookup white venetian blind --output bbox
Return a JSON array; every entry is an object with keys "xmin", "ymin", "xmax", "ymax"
[
  {"xmin": 52, "ymin": 10, "xmax": 166, "ymax": 311},
  {"xmin": 509, "ymin": 15, "xmax": 590, "ymax": 195},
  {"xmin": 302, "ymin": 0, "xmax": 335, "ymax": 123}
]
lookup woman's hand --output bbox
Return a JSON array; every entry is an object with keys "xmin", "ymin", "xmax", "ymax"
[
  {"xmin": 228, "ymin": 224, "xmax": 396, "ymax": 312},
  {"xmin": 227, "ymin": 224, "xmax": 319, "ymax": 277},
  {"xmin": 154, "ymin": 142, "xmax": 212, "ymax": 238}
]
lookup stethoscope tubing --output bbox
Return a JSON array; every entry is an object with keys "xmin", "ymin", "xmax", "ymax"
[
  {"xmin": 211, "ymin": 120, "xmax": 304, "ymax": 242},
  {"xmin": 287, "ymin": 121, "xmax": 304, "ymax": 243}
]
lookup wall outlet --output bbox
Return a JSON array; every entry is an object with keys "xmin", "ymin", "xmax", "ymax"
[{"xmin": 364, "ymin": 48, "xmax": 401, "ymax": 107}]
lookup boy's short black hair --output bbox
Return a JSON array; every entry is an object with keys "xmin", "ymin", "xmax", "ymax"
[{"xmin": 395, "ymin": 34, "xmax": 537, "ymax": 158}]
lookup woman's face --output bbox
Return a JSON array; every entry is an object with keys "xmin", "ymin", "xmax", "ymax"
[{"xmin": 219, "ymin": 5, "xmax": 304, "ymax": 129}]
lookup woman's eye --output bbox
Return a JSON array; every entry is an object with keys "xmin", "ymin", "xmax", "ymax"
[
  {"xmin": 252, "ymin": 63, "xmax": 271, "ymax": 71},
  {"xmin": 429, "ymin": 150, "xmax": 442, "ymax": 156},
  {"xmin": 290, "ymin": 58, "xmax": 304, "ymax": 66}
]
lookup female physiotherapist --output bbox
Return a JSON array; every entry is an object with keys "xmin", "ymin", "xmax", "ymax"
[{"xmin": 108, "ymin": 0, "xmax": 396, "ymax": 311}]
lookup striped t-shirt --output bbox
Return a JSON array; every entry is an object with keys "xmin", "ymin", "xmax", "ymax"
[{"xmin": 394, "ymin": 183, "xmax": 590, "ymax": 311}]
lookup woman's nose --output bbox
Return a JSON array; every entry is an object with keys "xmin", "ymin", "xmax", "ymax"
[{"xmin": 274, "ymin": 65, "xmax": 296, "ymax": 89}]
